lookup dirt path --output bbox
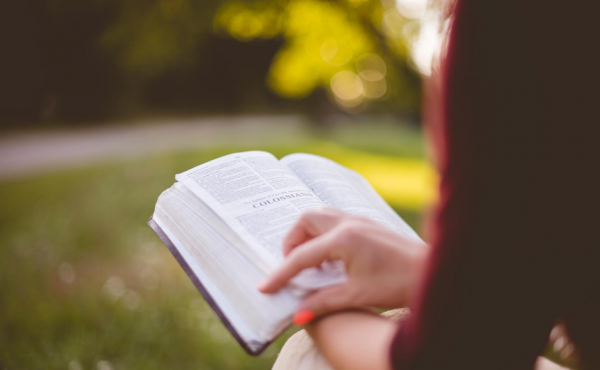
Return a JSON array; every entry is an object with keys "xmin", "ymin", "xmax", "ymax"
[{"xmin": 0, "ymin": 115, "xmax": 312, "ymax": 181}]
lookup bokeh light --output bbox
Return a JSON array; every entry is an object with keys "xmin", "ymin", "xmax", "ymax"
[{"xmin": 396, "ymin": 0, "xmax": 429, "ymax": 19}]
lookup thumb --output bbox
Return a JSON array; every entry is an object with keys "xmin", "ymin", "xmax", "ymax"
[{"xmin": 294, "ymin": 284, "xmax": 357, "ymax": 324}]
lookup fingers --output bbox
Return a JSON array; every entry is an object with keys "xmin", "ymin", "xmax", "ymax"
[
  {"xmin": 259, "ymin": 230, "xmax": 342, "ymax": 293},
  {"xmin": 260, "ymin": 209, "xmax": 377, "ymax": 294},
  {"xmin": 550, "ymin": 323, "xmax": 580, "ymax": 363},
  {"xmin": 282, "ymin": 208, "xmax": 347, "ymax": 256}
]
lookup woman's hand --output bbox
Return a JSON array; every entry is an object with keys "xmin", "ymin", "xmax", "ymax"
[{"xmin": 258, "ymin": 208, "xmax": 429, "ymax": 320}]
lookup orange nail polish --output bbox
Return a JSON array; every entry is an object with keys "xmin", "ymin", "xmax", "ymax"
[{"xmin": 293, "ymin": 310, "xmax": 316, "ymax": 326}]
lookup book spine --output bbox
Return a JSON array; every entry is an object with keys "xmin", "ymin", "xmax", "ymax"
[{"xmin": 147, "ymin": 215, "xmax": 269, "ymax": 356}]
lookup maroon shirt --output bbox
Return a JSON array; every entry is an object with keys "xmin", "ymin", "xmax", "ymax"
[{"xmin": 390, "ymin": 1, "xmax": 600, "ymax": 369}]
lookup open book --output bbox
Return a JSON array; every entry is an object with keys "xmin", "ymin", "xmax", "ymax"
[{"xmin": 148, "ymin": 151, "xmax": 421, "ymax": 355}]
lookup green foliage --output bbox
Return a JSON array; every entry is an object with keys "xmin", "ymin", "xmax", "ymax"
[
  {"xmin": 215, "ymin": 0, "xmax": 377, "ymax": 99},
  {"xmin": 3, "ymin": 0, "xmax": 423, "ymax": 124},
  {"xmin": 211, "ymin": 0, "xmax": 420, "ymax": 112},
  {"xmin": 102, "ymin": 0, "xmax": 221, "ymax": 80},
  {"xmin": 100, "ymin": 0, "xmax": 421, "ymax": 114}
]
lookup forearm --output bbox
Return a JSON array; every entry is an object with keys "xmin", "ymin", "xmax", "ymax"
[{"xmin": 305, "ymin": 310, "xmax": 398, "ymax": 370}]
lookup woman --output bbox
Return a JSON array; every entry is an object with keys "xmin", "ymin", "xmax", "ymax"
[{"xmin": 259, "ymin": 1, "xmax": 600, "ymax": 369}]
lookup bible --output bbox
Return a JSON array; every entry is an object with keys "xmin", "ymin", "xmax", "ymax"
[{"xmin": 148, "ymin": 151, "xmax": 421, "ymax": 355}]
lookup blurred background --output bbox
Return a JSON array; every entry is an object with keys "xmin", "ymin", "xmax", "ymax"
[{"xmin": 0, "ymin": 0, "xmax": 445, "ymax": 369}]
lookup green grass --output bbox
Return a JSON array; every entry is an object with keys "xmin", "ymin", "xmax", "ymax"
[{"xmin": 0, "ymin": 143, "xmax": 423, "ymax": 370}]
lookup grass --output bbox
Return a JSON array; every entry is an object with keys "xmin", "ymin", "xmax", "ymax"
[{"xmin": 0, "ymin": 140, "xmax": 429, "ymax": 370}]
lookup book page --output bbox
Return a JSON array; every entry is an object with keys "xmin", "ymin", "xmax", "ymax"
[
  {"xmin": 169, "ymin": 182, "xmax": 273, "ymax": 274},
  {"xmin": 151, "ymin": 215, "xmax": 273, "ymax": 351},
  {"xmin": 153, "ymin": 189, "xmax": 300, "ymax": 344},
  {"xmin": 281, "ymin": 153, "xmax": 422, "ymax": 242},
  {"xmin": 175, "ymin": 151, "xmax": 346, "ymax": 288}
]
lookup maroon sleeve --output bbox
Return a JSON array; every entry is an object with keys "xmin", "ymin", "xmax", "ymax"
[{"xmin": 390, "ymin": 1, "xmax": 600, "ymax": 369}]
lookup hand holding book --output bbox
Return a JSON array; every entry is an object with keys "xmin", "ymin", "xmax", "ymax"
[
  {"xmin": 258, "ymin": 207, "xmax": 429, "ymax": 321},
  {"xmin": 148, "ymin": 151, "xmax": 423, "ymax": 354}
]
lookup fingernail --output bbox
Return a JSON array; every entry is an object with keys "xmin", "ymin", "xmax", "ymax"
[
  {"xmin": 293, "ymin": 310, "xmax": 316, "ymax": 326},
  {"xmin": 256, "ymin": 280, "xmax": 268, "ymax": 291}
]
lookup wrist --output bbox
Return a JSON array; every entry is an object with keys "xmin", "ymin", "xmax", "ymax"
[
  {"xmin": 305, "ymin": 308, "xmax": 380, "ymax": 335},
  {"xmin": 406, "ymin": 242, "xmax": 429, "ymax": 304},
  {"xmin": 389, "ymin": 239, "xmax": 429, "ymax": 308}
]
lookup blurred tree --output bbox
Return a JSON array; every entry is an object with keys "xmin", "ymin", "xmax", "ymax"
[
  {"xmin": 212, "ymin": 0, "xmax": 421, "ymax": 115},
  {"xmin": 0, "ymin": 0, "xmax": 122, "ymax": 124},
  {"xmin": 0, "ymin": 0, "xmax": 423, "ymax": 125},
  {"xmin": 104, "ymin": 0, "xmax": 422, "ymax": 117},
  {"xmin": 101, "ymin": 0, "xmax": 219, "ymax": 81}
]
